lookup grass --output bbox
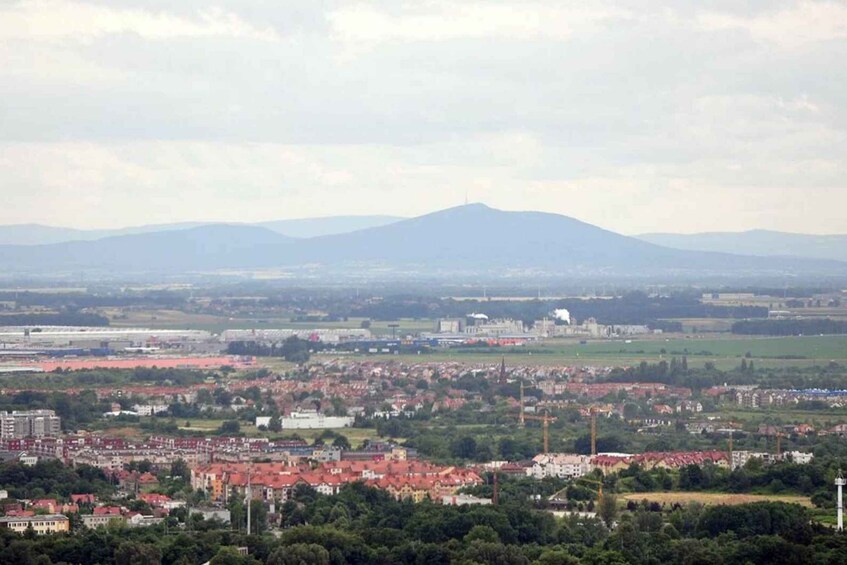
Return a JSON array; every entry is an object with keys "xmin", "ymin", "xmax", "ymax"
[
  {"xmin": 100, "ymin": 307, "xmax": 847, "ymax": 371},
  {"xmin": 105, "ymin": 308, "xmax": 432, "ymax": 337},
  {"xmin": 173, "ymin": 418, "xmax": 382, "ymax": 448},
  {"xmin": 359, "ymin": 335, "xmax": 847, "ymax": 370},
  {"xmin": 620, "ymin": 491, "xmax": 813, "ymax": 508},
  {"xmin": 719, "ymin": 407, "xmax": 847, "ymax": 426},
  {"xmin": 266, "ymin": 427, "xmax": 384, "ymax": 449}
]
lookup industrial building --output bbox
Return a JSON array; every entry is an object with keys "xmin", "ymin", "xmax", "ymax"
[
  {"xmin": 0, "ymin": 326, "xmax": 213, "ymax": 351},
  {"xmin": 221, "ymin": 328, "xmax": 371, "ymax": 344}
]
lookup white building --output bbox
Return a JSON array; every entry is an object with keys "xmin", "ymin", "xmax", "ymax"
[
  {"xmin": 528, "ymin": 454, "xmax": 592, "ymax": 480},
  {"xmin": 786, "ymin": 451, "xmax": 814, "ymax": 464},
  {"xmin": 131, "ymin": 404, "xmax": 169, "ymax": 416},
  {"xmin": 465, "ymin": 319, "xmax": 525, "ymax": 337},
  {"xmin": 442, "ymin": 495, "xmax": 492, "ymax": 506},
  {"xmin": 0, "ymin": 326, "xmax": 211, "ymax": 347},
  {"xmin": 221, "ymin": 328, "xmax": 371, "ymax": 344},
  {"xmin": 280, "ymin": 411, "xmax": 353, "ymax": 430}
]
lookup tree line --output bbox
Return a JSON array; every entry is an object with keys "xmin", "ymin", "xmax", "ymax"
[{"xmin": 732, "ymin": 318, "xmax": 847, "ymax": 336}]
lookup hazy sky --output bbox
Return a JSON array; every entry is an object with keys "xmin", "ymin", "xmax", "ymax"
[{"xmin": 2, "ymin": 1, "xmax": 846, "ymax": 234}]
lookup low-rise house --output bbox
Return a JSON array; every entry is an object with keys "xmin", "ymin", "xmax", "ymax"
[
  {"xmin": 0, "ymin": 514, "xmax": 70, "ymax": 535},
  {"xmin": 82, "ymin": 513, "xmax": 125, "ymax": 529}
]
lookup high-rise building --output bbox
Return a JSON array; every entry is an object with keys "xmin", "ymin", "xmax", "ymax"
[{"xmin": 0, "ymin": 410, "xmax": 61, "ymax": 439}]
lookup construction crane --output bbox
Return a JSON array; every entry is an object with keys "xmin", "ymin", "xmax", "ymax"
[
  {"xmin": 521, "ymin": 410, "xmax": 558, "ymax": 454},
  {"xmin": 590, "ymin": 407, "xmax": 598, "ymax": 456},
  {"xmin": 576, "ymin": 476, "xmax": 604, "ymax": 505},
  {"xmin": 516, "ymin": 380, "xmax": 557, "ymax": 454},
  {"xmin": 549, "ymin": 475, "xmax": 605, "ymax": 506}
]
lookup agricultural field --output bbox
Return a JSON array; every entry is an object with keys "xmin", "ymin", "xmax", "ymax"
[
  {"xmin": 373, "ymin": 335, "xmax": 847, "ymax": 370},
  {"xmin": 104, "ymin": 308, "xmax": 433, "ymax": 337},
  {"xmin": 620, "ymin": 491, "xmax": 814, "ymax": 508}
]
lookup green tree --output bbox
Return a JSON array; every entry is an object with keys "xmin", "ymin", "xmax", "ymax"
[
  {"xmin": 450, "ymin": 436, "xmax": 477, "ymax": 459},
  {"xmin": 209, "ymin": 546, "xmax": 257, "ymax": 565},
  {"xmin": 333, "ymin": 435, "xmax": 351, "ymax": 450},
  {"xmin": 170, "ymin": 459, "xmax": 190, "ymax": 480},
  {"xmin": 465, "ymin": 525, "xmax": 500, "ymax": 544},
  {"xmin": 536, "ymin": 548, "xmax": 580, "ymax": 565},
  {"xmin": 269, "ymin": 416, "xmax": 282, "ymax": 433},
  {"xmin": 598, "ymin": 494, "xmax": 618, "ymax": 527},
  {"xmin": 219, "ymin": 420, "xmax": 241, "ymax": 434},
  {"xmin": 267, "ymin": 544, "xmax": 330, "ymax": 565},
  {"xmin": 115, "ymin": 541, "xmax": 162, "ymax": 565},
  {"xmin": 249, "ymin": 499, "xmax": 269, "ymax": 534}
]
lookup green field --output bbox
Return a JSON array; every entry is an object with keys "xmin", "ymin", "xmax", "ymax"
[
  {"xmin": 620, "ymin": 491, "xmax": 814, "ymax": 508},
  {"xmin": 104, "ymin": 306, "xmax": 847, "ymax": 370},
  {"xmin": 106, "ymin": 308, "xmax": 432, "ymax": 336},
  {"xmin": 351, "ymin": 335, "xmax": 847, "ymax": 370},
  {"xmin": 174, "ymin": 419, "xmax": 381, "ymax": 448}
]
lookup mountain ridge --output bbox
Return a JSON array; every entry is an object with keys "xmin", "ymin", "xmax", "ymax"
[
  {"xmin": 0, "ymin": 215, "xmax": 404, "ymax": 245},
  {"xmin": 637, "ymin": 230, "xmax": 847, "ymax": 263},
  {"xmin": 0, "ymin": 205, "xmax": 844, "ymax": 277}
]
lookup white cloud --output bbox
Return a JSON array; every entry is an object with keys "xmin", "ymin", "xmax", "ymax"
[
  {"xmin": 1, "ymin": 0, "xmax": 845, "ymax": 234},
  {"xmin": 698, "ymin": 1, "xmax": 847, "ymax": 49},
  {"xmin": 328, "ymin": 2, "xmax": 630, "ymax": 44},
  {"xmin": 0, "ymin": 0, "xmax": 279, "ymax": 42}
]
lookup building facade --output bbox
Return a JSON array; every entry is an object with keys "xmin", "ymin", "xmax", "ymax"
[
  {"xmin": 0, "ymin": 514, "xmax": 70, "ymax": 535},
  {"xmin": 0, "ymin": 410, "xmax": 61, "ymax": 439}
]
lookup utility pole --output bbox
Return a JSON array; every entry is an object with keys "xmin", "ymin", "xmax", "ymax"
[
  {"xmin": 519, "ymin": 381, "xmax": 525, "ymax": 426},
  {"xmin": 728, "ymin": 430, "xmax": 734, "ymax": 469},
  {"xmin": 493, "ymin": 471, "xmax": 499, "ymax": 506},
  {"xmin": 837, "ymin": 470, "xmax": 845, "ymax": 532},
  {"xmin": 246, "ymin": 464, "xmax": 252, "ymax": 535}
]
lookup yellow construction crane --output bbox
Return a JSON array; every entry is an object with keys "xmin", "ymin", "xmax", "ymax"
[
  {"xmin": 550, "ymin": 475, "xmax": 605, "ymax": 505},
  {"xmin": 590, "ymin": 406, "xmax": 598, "ymax": 456},
  {"xmin": 520, "ymin": 410, "xmax": 558, "ymax": 454},
  {"xmin": 576, "ymin": 476, "xmax": 604, "ymax": 505}
]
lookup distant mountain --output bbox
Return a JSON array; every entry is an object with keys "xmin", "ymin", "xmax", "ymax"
[
  {"xmin": 0, "ymin": 224, "xmax": 90, "ymax": 246},
  {"xmin": 292, "ymin": 204, "xmax": 846, "ymax": 274},
  {"xmin": 0, "ymin": 222, "xmax": 207, "ymax": 245},
  {"xmin": 257, "ymin": 215, "xmax": 402, "ymax": 238},
  {"xmin": 0, "ymin": 205, "xmax": 844, "ymax": 277},
  {"xmin": 638, "ymin": 230, "xmax": 847, "ymax": 263},
  {"xmin": 0, "ymin": 225, "xmax": 292, "ymax": 272},
  {"xmin": 0, "ymin": 216, "xmax": 402, "ymax": 245}
]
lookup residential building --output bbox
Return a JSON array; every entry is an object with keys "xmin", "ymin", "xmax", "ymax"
[
  {"xmin": 0, "ymin": 514, "xmax": 70, "ymax": 535},
  {"xmin": 0, "ymin": 410, "xmax": 61, "ymax": 439},
  {"xmin": 529, "ymin": 454, "xmax": 592, "ymax": 480},
  {"xmin": 82, "ymin": 514, "xmax": 125, "ymax": 529}
]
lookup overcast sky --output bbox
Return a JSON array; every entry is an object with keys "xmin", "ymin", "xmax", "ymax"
[{"xmin": 2, "ymin": 1, "xmax": 846, "ymax": 234}]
